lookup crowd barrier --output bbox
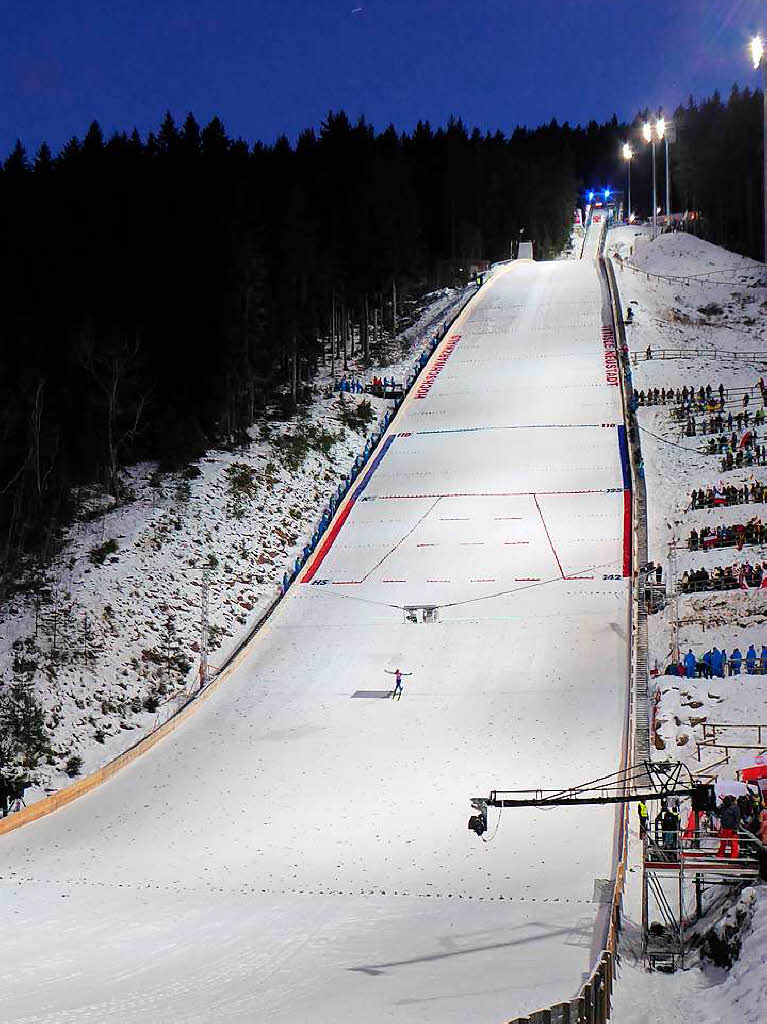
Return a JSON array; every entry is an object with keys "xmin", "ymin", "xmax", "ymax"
[
  {"xmin": 619, "ymin": 258, "xmax": 766, "ymax": 288},
  {"xmin": 632, "ymin": 347, "xmax": 767, "ymax": 365}
]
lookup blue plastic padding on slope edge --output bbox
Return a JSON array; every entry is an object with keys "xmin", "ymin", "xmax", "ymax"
[
  {"xmin": 352, "ymin": 435, "xmax": 396, "ymax": 501},
  {"xmin": 617, "ymin": 425, "xmax": 631, "ymax": 491}
]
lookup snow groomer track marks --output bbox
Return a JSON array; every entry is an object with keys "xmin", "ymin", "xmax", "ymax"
[{"xmin": 0, "ymin": 258, "xmax": 630, "ymax": 1024}]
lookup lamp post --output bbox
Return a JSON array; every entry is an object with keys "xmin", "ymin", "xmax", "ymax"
[
  {"xmin": 656, "ymin": 117, "xmax": 670, "ymax": 227},
  {"xmin": 752, "ymin": 35, "xmax": 766, "ymax": 263},
  {"xmin": 622, "ymin": 142, "xmax": 633, "ymax": 222},
  {"xmin": 643, "ymin": 117, "xmax": 674, "ymax": 235},
  {"xmin": 656, "ymin": 116, "xmax": 676, "ymax": 229},
  {"xmin": 643, "ymin": 121, "xmax": 657, "ymax": 235}
]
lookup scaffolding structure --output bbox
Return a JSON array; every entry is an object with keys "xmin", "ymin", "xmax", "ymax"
[{"xmin": 642, "ymin": 827, "xmax": 762, "ymax": 970}]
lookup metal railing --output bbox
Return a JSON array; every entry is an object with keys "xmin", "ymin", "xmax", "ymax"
[
  {"xmin": 645, "ymin": 827, "xmax": 763, "ymax": 866},
  {"xmin": 632, "ymin": 347, "xmax": 767, "ymax": 365},
  {"xmin": 695, "ymin": 753, "xmax": 733, "ymax": 779},
  {"xmin": 618, "ymin": 258, "xmax": 766, "ymax": 287},
  {"xmin": 703, "ymin": 722, "xmax": 767, "ymax": 744},
  {"xmin": 695, "ymin": 739, "xmax": 767, "ymax": 763}
]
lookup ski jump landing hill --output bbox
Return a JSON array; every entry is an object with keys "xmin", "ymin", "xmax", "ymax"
[{"xmin": 0, "ymin": 252, "xmax": 630, "ymax": 1023}]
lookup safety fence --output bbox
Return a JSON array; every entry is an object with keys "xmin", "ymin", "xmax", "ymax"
[
  {"xmin": 631, "ymin": 348, "xmax": 767, "ymax": 365},
  {"xmin": 703, "ymin": 722, "xmax": 767, "ymax": 745},
  {"xmin": 0, "ymin": 287, "xmax": 477, "ymax": 837},
  {"xmin": 695, "ymin": 721, "xmax": 767, "ymax": 766},
  {"xmin": 617, "ymin": 258, "xmax": 765, "ymax": 288},
  {"xmin": 695, "ymin": 739, "xmax": 767, "ymax": 765}
]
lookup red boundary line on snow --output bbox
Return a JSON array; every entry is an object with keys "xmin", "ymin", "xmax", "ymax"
[
  {"xmin": 305, "ymin": 501, "xmax": 355, "ymax": 581},
  {"xmin": 303, "ymin": 435, "xmax": 397, "ymax": 582},
  {"xmin": 623, "ymin": 488, "xmax": 632, "ymax": 577}
]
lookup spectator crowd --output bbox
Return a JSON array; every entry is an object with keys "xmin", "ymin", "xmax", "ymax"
[
  {"xmin": 665, "ymin": 644, "xmax": 767, "ymax": 677},
  {"xmin": 680, "ymin": 560, "xmax": 767, "ymax": 592},
  {"xmin": 688, "ymin": 518, "xmax": 767, "ymax": 551},
  {"xmin": 633, "ymin": 382, "xmax": 767, "ymax": 413},
  {"xmin": 690, "ymin": 482, "xmax": 767, "ymax": 509},
  {"xmin": 651, "ymin": 792, "xmax": 767, "ymax": 858}
]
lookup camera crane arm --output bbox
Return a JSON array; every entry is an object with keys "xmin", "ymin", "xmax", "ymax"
[
  {"xmin": 468, "ymin": 761, "xmax": 716, "ymax": 836},
  {"xmin": 483, "ymin": 787, "xmax": 701, "ymax": 808}
]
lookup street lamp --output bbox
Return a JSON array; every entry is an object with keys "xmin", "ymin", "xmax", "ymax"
[
  {"xmin": 643, "ymin": 117, "xmax": 674, "ymax": 236},
  {"xmin": 751, "ymin": 35, "xmax": 766, "ymax": 263},
  {"xmin": 656, "ymin": 116, "xmax": 674, "ymax": 230},
  {"xmin": 622, "ymin": 142, "xmax": 633, "ymax": 222},
  {"xmin": 643, "ymin": 121, "xmax": 657, "ymax": 235}
]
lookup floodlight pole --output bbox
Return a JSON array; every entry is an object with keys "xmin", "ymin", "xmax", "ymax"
[
  {"xmin": 651, "ymin": 138, "xmax": 657, "ymax": 236},
  {"xmin": 664, "ymin": 135, "xmax": 671, "ymax": 226},
  {"xmin": 622, "ymin": 143, "xmax": 632, "ymax": 222},
  {"xmin": 644, "ymin": 122, "xmax": 658, "ymax": 237},
  {"xmin": 762, "ymin": 56, "xmax": 767, "ymax": 263},
  {"xmin": 751, "ymin": 37, "xmax": 767, "ymax": 263}
]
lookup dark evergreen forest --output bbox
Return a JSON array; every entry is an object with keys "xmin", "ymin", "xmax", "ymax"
[{"xmin": 0, "ymin": 83, "xmax": 763, "ymax": 584}]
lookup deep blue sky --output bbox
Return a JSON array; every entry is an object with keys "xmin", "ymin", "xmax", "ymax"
[{"xmin": 1, "ymin": 0, "xmax": 764, "ymax": 158}]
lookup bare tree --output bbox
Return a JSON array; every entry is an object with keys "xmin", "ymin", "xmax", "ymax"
[{"xmin": 79, "ymin": 329, "xmax": 146, "ymax": 498}]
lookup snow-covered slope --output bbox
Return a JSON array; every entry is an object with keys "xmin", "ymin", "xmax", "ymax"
[
  {"xmin": 625, "ymin": 230, "xmax": 764, "ymax": 284},
  {"xmin": 0, "ymin": 287, "xmax": 467, "ymax": 799},
  {"xmin": 0, "ymin": 260, "xmax": 629, "ymax": 1023}
]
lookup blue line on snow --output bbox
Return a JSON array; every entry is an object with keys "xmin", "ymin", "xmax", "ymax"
[
  {"xmin": 353, "ymin": 435, "xmax": 397, "ymax": 500},
  {"xmin": 617, "ymin": 425, "xmax": 631, "ymax": 491}
]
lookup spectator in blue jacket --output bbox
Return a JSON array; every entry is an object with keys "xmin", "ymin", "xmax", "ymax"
[
  {"xmin": 684, "ymin": 649, "xmax": 697, "ymax": 678},
  {"xmin": 711, "ymin": 647, "xmax": 723, "ymax": 677},
  {"xmin": 761, "ymin": 645, "xmax": 767, "ymax": 673},
  {"xmin": 746, "ymin": 645, "xmax": 758, "ymax": 674},
  {"xmin": 730, "ymin": 648, "xmax": 743, "ymax": 675},
  {"xmin": 701, "ymin": 650, "xmax": 713, "ymax": 679}
]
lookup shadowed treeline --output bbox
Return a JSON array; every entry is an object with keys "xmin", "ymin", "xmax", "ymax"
[{"xmin": 0, "ymin": 111, "xmax": 579, "ymax": 581}]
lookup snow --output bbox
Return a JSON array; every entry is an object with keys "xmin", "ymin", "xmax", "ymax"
[
  {"xmin": 0, "ymin": 285, "xmax": 468, "ymax": 800},
  {"xmin": 0, "ymin": 259, "xmax": 629, "ymax": 1022},
  {"xmin": 608, "ymin": 225, "xmax": 767, "ymax": 1018}
]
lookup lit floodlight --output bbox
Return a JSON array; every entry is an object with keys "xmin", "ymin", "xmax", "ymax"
[
  {"xmin": 752, "ymin": 35, "xmax": 764, "ymax": 70},
  {"xmin": 656, "ymin": 117, "xmax": 665, "ymax": 140},
  {"xmin": 622, "ymin": 142, "xmax": 632, "ymax": 161},
  {"xmin": 642, "ymin": 122, "xmax": 652, "ymax": 143}
]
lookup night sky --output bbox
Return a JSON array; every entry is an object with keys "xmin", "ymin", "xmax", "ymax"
[{"xmin": 1, "ymin": 0, "xmax": 764, "ymax": 157}]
